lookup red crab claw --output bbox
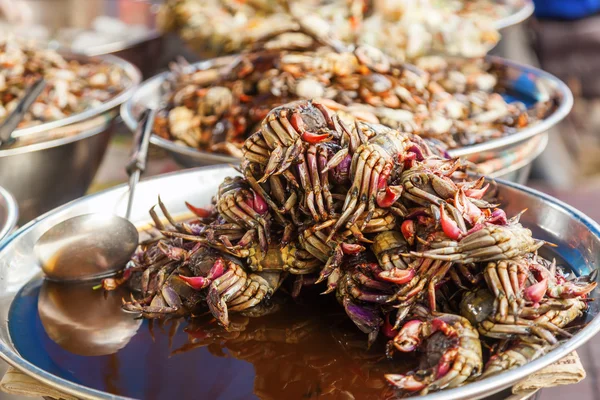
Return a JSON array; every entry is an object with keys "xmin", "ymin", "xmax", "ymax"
[
  {"xmin": 341, "ymin": 242, "xmax": 365, "ymax": 255},
  {"xmin": 524, "ymin": 278, "xmax": 548, "ymax": 303},
  {"xmin": 385, "ymin": 374, "xmax": 427, "ymax": 391},
  {"xmin": 377, "ymin": 185, "xmax": 403, "ymax": 208},
  {"xmin": 440, "ymin": 204, "xmax": 463, "ymax": 241},
  {"xmin": 378, "ymin": 164, "xmax": 393, "ymax": 189},
  {"xmin": 431, "ymin": 318, "xmax": 455, "ymax": 337},
  {"xmin": 207, "ymin": 258, "xmax": 226, "ymax": 280},
  {"xmin": 455, "ymin": 190, "xmax": 483, "ymax": 225},
  {"xmin": 179, "ymin": 275, "xmax": 211, "ymax": 290},
  {"xmin": 301, "ymin": 131, "xmax": 332, "ymax": 144},
  {"xmin": 185, "ymin": 202, "xmax": 213, "ymax": 218},
  {"xmin": 401, "ymin": 220, "xmax": 416, "ymax": 246},
  {"xmin": 548, "ymin": 280, "xmax": 597, "ymax": 298},
  {"xmin": 379, "ymin": 268, "xmax": 415, "ymax": 284},
  {"xmin": 250, "ymin": 190, "xmax": 268, "ymax": 215},
  {"xmin": 488, "ymin": 208, "xmax": 507, "ymax": 225},
  {"xmin": 393, "ymin": 319, "xmax": 423, "ymax": 352},
  {"xmin": 436, "ymin": 348, "xmax": 459, "ymax": 378},
  {"xmin": 465, "ymin": 183, "xmax": 489, "ymax": 200}
]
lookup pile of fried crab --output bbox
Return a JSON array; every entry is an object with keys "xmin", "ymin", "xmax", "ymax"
[{"xmin": 107, "ymin": 100, "xmax": 596, "ymax": 396}]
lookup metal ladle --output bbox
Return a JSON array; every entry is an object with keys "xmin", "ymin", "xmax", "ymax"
[{"xmin": 35, "ymin": 109, "xmax": 156, "ymax": 282}]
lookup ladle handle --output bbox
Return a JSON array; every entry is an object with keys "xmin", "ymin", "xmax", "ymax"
[
  {"xmin": 126, "ymin": 108, "xmax": 156, "ymax": 176},
  {"xmin": 125, "ymin": 109, "xmax": 156, "ymax": 220},
  {"xmin": 0, "ymin": 78, "xmax": 46, "ymax": 145}
]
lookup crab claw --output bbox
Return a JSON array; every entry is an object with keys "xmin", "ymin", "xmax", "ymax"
[
  {"xmin": 440, "ymin": 204, "xmax": 463, "ymax": 240},
  {"xmin": 179, "ymin": 275, "xmax": 211, "ymax": 290},
  {"xmin": 377, "ymin": 185, "xmax": 403, "ymax": 208},
  {"xmin": 207, "ymin": 258, "xmax": 226, "ymax": 280},
  {"xmin": 465, "ymin": 183, "xmax": 489, "ymax": 200},
  {"xmin": 185, "ymin": 202, "xmax": 213, "ymax": 218},
  {"xmin": 488, "ymin": 208, "xmax": 508, "ymax": 225},
  {"xmin": 436, "ymin": 348, "xmax": 459, "ymax": 378},
  {"xmin": 343, "ymin": 297, "xmax": 382, "ymax": 346},
  {"xmin": 524, "ymin": 278, "xmax": 548, "ymax": 303},
  {"xmin": 158, "ymin": 242, "xmax": 188, "ymax": 260},
  {"xmin": 379, "ymin": 268, "xmax": 415, "ymax": 284},
  {"xmin": 393, "ymin": 319, "xmax": 423, "ymax": 352},
  {"xmin": 455, "ymin": 190, "xmax": 483, "ymax": 225},
  {"xmin": 301, "ymin": 130, "xmax": 331, "ymax": 144},
  {"xmin": 341, "ymin": 242, "xmax": 365, "ymax": 255},
  {"xmin": 401, "ymin": 220, "xmax": 416, "ymax": 246},
  {"xmin": 407, "ymin": 144, "xmax": 425, "ymax": 161},
  {"xmin": 251, "ymin": 190, "xmax": 268, "ymax": 215},
  {"xmin": 331, "ymin": 154, "xmax": 352, "ymax": 184},
  {"xmin": 385, "ymin": 374, "xmax": 427, "ymax": 391}
]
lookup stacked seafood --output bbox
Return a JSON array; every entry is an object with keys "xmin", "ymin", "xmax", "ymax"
[
  {"xmin": 157, "ymin": 0, "xmax": 500, "ymax": 60},
  {"xmin": 110, "ymin": 100, "xmax": 595, "ymax": 396},
  {"xmin": 0, "ymin": 38, "xmax": 130, "ymax": 128},
  {"xmin": 155, "ymin": 46, "xmax": 554, "ymax": 157}
]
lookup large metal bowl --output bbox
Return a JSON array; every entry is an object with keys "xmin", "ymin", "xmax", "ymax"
[
  {"xmin": 494, "ymin": 0, "xmax": 535, "ymax": 30},
  {"xmin": 0, "ymin": 165, "xmax": 599, "ymax": 400},
  {"xmin": 0, "ymin": 185, "xmax": 17, "ymax": 243},
  {"xmin": 121, "ymin": 54, "xmax": 572, "ymax": 168},
  {"xmin": 0, "ymin": 52, "xmax": 142, "ymax": 223}
]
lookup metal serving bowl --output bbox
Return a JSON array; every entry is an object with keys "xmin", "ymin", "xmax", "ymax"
[
  {"xmin": 0, "ymin": 165, "xmax": 599, "ymax": 400},
  {"xmin": 0, "ymin": 185, "xmax": 17, "ymax": 243},
  {"xmin": 0, "ymin": 52, "xmax": 142, "ymax": 223},
  {"xmin": 121, "ymin": 54, "xmax": 572, "ymax": 170},
  {"xmin": 495, "ymin": 0, "xmax": 535, "ymax": 30}
]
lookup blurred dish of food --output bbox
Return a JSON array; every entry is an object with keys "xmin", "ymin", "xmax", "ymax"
[
  {"xmin": 123, "ymin": 47, "xmax": 560, "ymax": 164},
  {"xmin": 156, "ymin": 0, "xmax": 501, "ymax": 61}
]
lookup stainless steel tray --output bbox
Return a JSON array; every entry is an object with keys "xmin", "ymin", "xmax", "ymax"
[
  {"xmin": 0, "ymin": 185, "xmax": 17, "ymax": 243},
  {"xmin": 0, "ymin": 166, "xmax": 598, "ymax": 400},
  {"xmin": 121, "ymin": 54, "xmax": 572, "ymax": 167}
]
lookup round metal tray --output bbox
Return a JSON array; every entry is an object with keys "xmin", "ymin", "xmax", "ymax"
[
  {"xmin": 0, "ymin": 185, "xmax": 17, "ymax": 243},
  {"xmin": 121, "ymin": 55, "xmax": 572, "ymax": 167},
  {"xmin": 0, "ymin": 166, "xmax": 598, "ymax": 400},
  {"xmin": 495, "ymin": 0, "xmax": 535, "ymax": 30}
]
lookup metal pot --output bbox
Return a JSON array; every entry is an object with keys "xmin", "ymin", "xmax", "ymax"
[
  {"xmin": 0, "ymin": 53, "xmax": 142, "ymax": 223},
  {"xmin": 0, "ymin": 185, "xmax": 17, "ymax": 243},
  {"xmin": 121, "ymin": 55, "xmax": 572, "ymax": 168},
  {"xmin": 0, "ymin": 166, "xmax": 598, "ymax": 400}
]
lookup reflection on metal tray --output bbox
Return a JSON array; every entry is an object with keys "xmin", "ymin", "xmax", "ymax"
[
  {"xmin": 0, "ymin": 185, "xmax": 17, "ymax": 243},
  {"xmin": 121, "ymin": 54, "xmax": 572, "ymax": 169},
  {"xmin": 0, "ymin": 166, "xmax": 598, "ymax": 400}
]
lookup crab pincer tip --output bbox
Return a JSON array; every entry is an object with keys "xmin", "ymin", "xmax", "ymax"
[
  {"xmin": 301, "ymin": 131, "xmax": 331, "ymax": 144},
  {"xmin": 524, "ymin": 278, "xmax": 548, "ymax": 303},
  {"xmin": 440, "ymin": 204, "xmax": 463, "ymax": 241},
  {"xmin": 179, "ymin": 275, "xmax": 210, "ymax": 290}
]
